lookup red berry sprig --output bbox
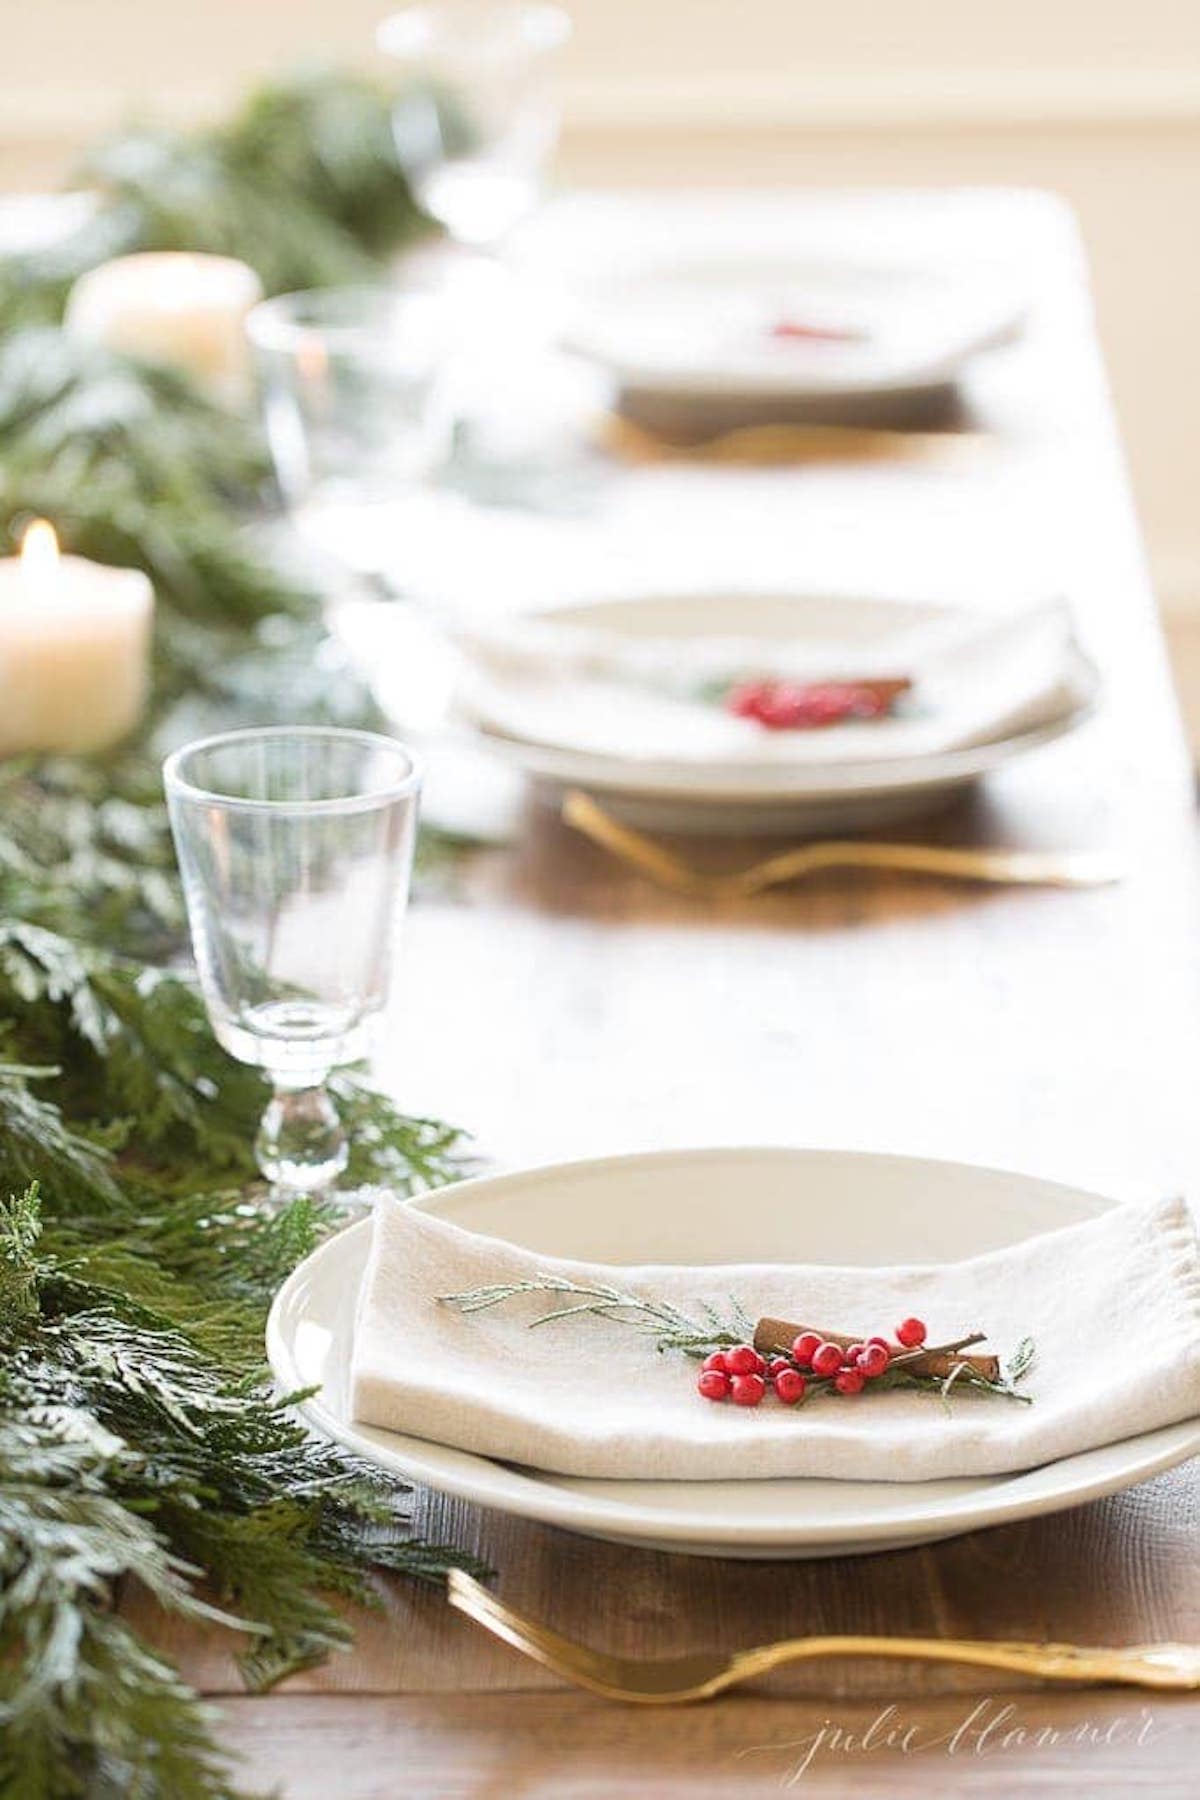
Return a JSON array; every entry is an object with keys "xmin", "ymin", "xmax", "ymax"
[
  {"xmin": 695, "ymin": 1318, "xmax": 930, "ymax": 1408},
  {"xmin": 440, "ymin": 1281, "xmax": 1027, "ymax": 1411},
  {"xmin": 726, "ymin": 677, "xmax": 911, "ymax": 732}
]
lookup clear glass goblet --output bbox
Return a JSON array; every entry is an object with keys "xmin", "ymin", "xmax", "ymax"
[
  {"xmin": 163, "ymin": 727, "xmax": 420, "ymax": 1195},
  {"xmin": 246, "ymin": 284, "xmax": 451, "ymax": 585},
  {"xmin": 378, "ymin": 2, "xmax": 572, "ymax": 250}
]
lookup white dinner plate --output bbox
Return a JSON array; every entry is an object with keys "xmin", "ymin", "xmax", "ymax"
[
  {"xmin": 266, "ymin": 1147, "xmax": 1200, "ymax": 1559},
  {"xmin": 557, "ymin": 254, "xmax": 1023, "ymax": 404},
  {"xmin": 457, "ymin": 590, "xmax": 1098, "ymax": 835},
  {"xmin": 470, "ymin": 704, "xmax": 1092, "ymax": 808}
]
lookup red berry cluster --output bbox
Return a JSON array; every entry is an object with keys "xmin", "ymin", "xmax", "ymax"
[
  {"xmin": 769, "ymin": 318, "xmax": 860, "ymax": 344},
  {"xmin": 697, "ymin": 1318, "xmax": 927, "ymax": 1408},
  {"xmin": 727, "ymin": 679, "xmax": 897, "ymax": 732}
]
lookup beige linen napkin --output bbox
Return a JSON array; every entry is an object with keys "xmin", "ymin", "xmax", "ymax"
[
  {"xmin": 457, "ymin": 598, "xmax": 1089, "ymax": 768},
  {"xmin": 350, "ymin": 1194, "xmax": 1200, "ymax": 1483}
]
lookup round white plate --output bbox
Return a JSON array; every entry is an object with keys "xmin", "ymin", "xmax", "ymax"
[
  {"xmin": 474, "ymin": 705, "xmax": 1091, "ymax": 837},
  {"xmin": 266, "ymin": 1147, "xmax": 1200, "ymax": 1559},
  {"xmin": 457, "ymin": 590, "xmax": 1098, "ymax": 835},
  {"xmin": 558, "ymin": 255, "xmax": 1023, "ymax": 401}
]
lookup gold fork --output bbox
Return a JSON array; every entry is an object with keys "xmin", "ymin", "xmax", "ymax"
[
  {"xmin": 600, "ymin": 413, "xmax": 987, "ymax": 469},
  {"xmin": 561, "ymin": 790, "xmax": 1124, "ymax": 899},
  {"xmin": 447, "ymin": 1571, "xmax": 1200, "ymax": 1705}
]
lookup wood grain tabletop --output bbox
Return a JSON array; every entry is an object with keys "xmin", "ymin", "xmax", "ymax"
[{"xmin": 127, "ymin": 189, "xmax": 1200, "ymax": 1797}]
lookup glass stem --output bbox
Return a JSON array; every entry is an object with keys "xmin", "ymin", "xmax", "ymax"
[{"xmin": 256, "ymin": 1081, "xmax": 349, "ymax": 1194}]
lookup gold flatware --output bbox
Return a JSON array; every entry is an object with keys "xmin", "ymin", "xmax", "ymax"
[
  {"xmin": 561, "ymin": 790, "xmax": 1124, "ymax": 898},
  {"xmin": 447, "ymin": 1571, "xmax": 1200, "ymax": 1705},
  {"xmin": 599, "ymin": 412, "xmax": 988, "ymax": 469}
]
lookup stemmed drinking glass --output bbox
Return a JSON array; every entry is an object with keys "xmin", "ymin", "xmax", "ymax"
[
  {"xmin": 378, "ymin": 1, "xmax": 572, "ymax": 252},
  {"xmin": 246, "ymin": 284, "xmax": 451, "ymax": 586},
  {"xmin": 164, "ymin": 727, "xmax": 420, "ymax": 1196}
]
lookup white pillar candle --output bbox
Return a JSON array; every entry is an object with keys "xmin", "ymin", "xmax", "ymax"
[
  {"xmin": 65, "ymin": 252, "xmax": 264, "ymax": 406},
  {"xmin": 0, "ymin": 521, "xmax": 155, "ymax": 755}
]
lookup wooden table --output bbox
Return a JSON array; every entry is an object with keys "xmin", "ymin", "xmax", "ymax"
[{"xmin": 138, "ymin": 191, "xmax": 1200, "ymax": 1795}]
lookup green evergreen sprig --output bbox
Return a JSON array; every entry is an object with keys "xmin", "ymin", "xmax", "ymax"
[{"xmin": 440, "ymin": 1274, "xmax": 755, "ymax": 1354}]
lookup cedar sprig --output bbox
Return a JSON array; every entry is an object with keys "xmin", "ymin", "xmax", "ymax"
[{"xmin": 440, "ymin": 1275, "xmax": 754, "ymax": 1355}]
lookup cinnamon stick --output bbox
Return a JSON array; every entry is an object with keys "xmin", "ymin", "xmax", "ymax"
[
  {"xmin": 852, "ymin": 677, "xmax": 913, "ymax": 707},
  {"xmin": 753, "ymin": 1316, "xmax": 1000, "ymax": 1384}
]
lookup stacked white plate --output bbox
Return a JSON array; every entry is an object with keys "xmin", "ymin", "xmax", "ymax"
[
  {"xmin": 454, "ymin": 589, "xmax": 1099, "ymax": 836},
  {"xmin": 267, "ymin": 1147, "xmax": 1200, "ymax": 1559},
  {"xmin": 557, "ymin": 254, "xmax": 1024, "ymax": 424}
]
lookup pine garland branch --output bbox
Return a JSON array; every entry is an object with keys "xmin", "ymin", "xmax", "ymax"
[
  {"xmin": 1, "ymin": 1186, "xmax": 486, "ymax": 1796},
  {"xmin": 0, "ymin": 1065, "xmax": 125, "ymax": 1211},
  {"xmin": 0, "ymin": 329, "xmax": 269, "ymax": 509}
]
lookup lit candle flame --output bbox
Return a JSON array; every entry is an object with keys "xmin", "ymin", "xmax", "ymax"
[{"xmin": 21, "ymin": 519, "xmax": 60, "ymax": 581}]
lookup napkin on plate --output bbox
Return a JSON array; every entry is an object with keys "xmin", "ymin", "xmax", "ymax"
[
  {"xmin": 457, "ymin": 597, "xmax": 1090, "ymax": 768},
  {"xmin": 350, "ymin": 1194, "xmax": 1200, "ymax": 1483}
]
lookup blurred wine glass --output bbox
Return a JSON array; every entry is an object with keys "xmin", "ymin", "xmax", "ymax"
[
  {"xmin": 378, "ymin": 1, "xmax": 572, "ymax": 252},
  {"xmin": 246, "ymin": 284, "xmax": 451, "ymax": 586}
]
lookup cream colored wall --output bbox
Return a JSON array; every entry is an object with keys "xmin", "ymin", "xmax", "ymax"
[{"xmin": 4, "ymin": 2, "xmax": 1200, "ymax": 615}]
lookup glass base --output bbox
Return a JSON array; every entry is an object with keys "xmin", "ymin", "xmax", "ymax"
[{"xmin": 256, "ymin": 1083, "xmax": 349, "ymax": 1194}]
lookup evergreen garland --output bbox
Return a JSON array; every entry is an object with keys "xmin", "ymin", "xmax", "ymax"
[
  {"xmin": 0, "ymin": 70, "xmax": 482, "ymax": 1799},
  {"xmin": 0, "ymin": 69, "xmax": 429, "ymax": 327}
]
